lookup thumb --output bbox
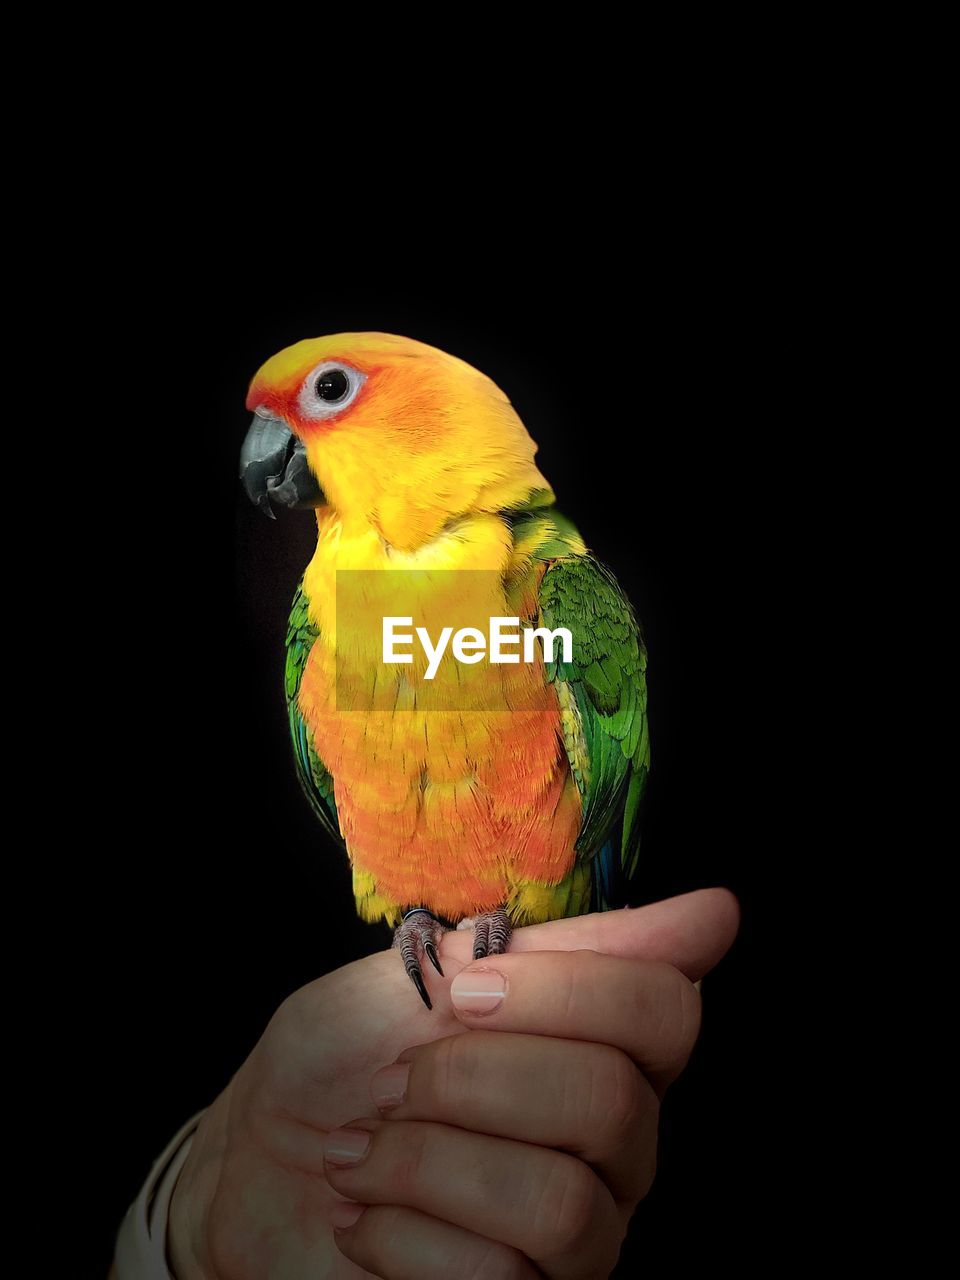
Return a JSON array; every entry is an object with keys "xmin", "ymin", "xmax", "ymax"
[{"xmin": 439, "ymin": 888, "xmax": 740, "ymax": 983}]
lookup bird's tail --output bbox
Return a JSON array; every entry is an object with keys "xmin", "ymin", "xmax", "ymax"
[{"xmin": 591, "ymin": 838, "xmax": 624, "ymax": 912}]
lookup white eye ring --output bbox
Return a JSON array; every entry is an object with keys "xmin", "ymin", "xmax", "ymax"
[{"xmin": 298, "ymin": 362, "xmax": 366, "ymax": 420}]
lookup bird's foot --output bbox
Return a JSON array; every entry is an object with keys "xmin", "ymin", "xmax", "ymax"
[
  {"xmin": 393, "ymin": 908, "xmax": 446, "ymax": 1010},
  {"xmin": 457, "ymin": 907, "xmax": 513, "ymax": 960}
]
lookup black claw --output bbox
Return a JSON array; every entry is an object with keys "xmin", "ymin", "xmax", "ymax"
[
  {"xmin": 395, "ymin": 907, "xmax": 447, "ymax": 1009},
  {"xmin": 470, "ymin": 909, "xmax": 511, "ymax": 960},
  {"xmin": 424, "ymin": 940, "xmax": 444, "ymax": 976},
  {"xmin": 409, "ymin": 966, "xmax": 433, "ymax": 1010}
]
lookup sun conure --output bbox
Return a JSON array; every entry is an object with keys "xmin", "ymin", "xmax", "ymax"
[{"xmin": 240, "ymin": 333, "xmax": 649, "ymax": 1008}]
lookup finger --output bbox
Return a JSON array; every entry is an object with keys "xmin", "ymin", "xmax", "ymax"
[
  {"xmin": 333, "ymin": 1202, "xmax": 540, "ymax": 1279},
  {"xmin": 371, "ymin": 1030, "xmax": 659, "ymax": 1204},
  {"xmin": 323, "ymin": 1117, "xmax": 623, "ymax": 1279},
  {"xmin": 296, "ymin": 889, "xmax": 739, "ymax": 1038},
  {"xmin": 445, "ymin": 950, "xmax": 701, "ymax": 1094},
  {"xmin": 439, "ymin": 887, "xmax": 740, "ymax": 982}
]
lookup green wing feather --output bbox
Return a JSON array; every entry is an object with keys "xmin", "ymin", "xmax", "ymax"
[
  {"xmin": 285, "ymin": 579, "xmax": 342, "ymax": 847},
  {"xmin": 534, "ymin": 538, "xmax": 650, "ymax": 904}
]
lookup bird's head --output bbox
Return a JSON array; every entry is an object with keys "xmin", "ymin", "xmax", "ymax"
[{"xmin": 240, "ymin": 333, "xmax": 553, "ymax": 551}]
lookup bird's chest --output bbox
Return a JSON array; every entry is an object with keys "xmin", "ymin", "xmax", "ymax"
[
  {"xmin": 298, "ymin": 586, "xmax": 555, "ymax": 789},
  {"xmin": 297, "ymin": 516, "xmax": 551, "ymax": 784},
  {"xmin": 294, "ymin": 520, "xmax": 577, "ymax": 911},
  {"xmin": 298, "ymin": 624, "xmax": 573, "ymax": 910}
]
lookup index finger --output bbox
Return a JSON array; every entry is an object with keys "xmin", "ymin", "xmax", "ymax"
[
  {"xmin": 445, "ymin": 950, "xmax": 702, "ymax": 1095},
  {"xmin": 439, "ymin": 887, "xmax": 740, "ymax": 983}
]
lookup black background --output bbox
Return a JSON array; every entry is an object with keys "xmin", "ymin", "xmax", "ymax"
[{"xmin": 81, "ymin": 241, "xmax": 814, "ymax": 1274}]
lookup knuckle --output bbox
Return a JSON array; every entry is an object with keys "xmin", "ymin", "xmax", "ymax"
[
  {"xmin": 606, "ymin": 1066, "xmax": 659, "ymax": 1202},
  {"xmin": 272, "ymin": 980, "xmax": 321, "ymax": 1031},
  {"xmin": 643, "ymin": 962, "xmax": 702, "ymax": 1074},
  {"xmin": 636, "ymin": 1145, "xmax": 659, "ymax": 1201},
  {"xmin": 261, "ymin": 990, "xmax": 301, "ymax": 1048},
  {"xmin": 671, "ymin": 971, "xmax": 702, "ymax": 1066},
  {"xmin": 350, "ymin": 1206, "xmax": 530, "ymax": 1280},
  {"xmin": 354, "ymin": 1203, "xmax": 406, "ymax": 1255},
  {"xmin": 589, "ymin": 1046, "xmax": 648, "ymax": 1140},
  {"xmin": 458, "ymin": 1241, "xmax": 533, "ymax": 1280},
  {"xmin": 529, "ymin": 1154, "xmax": 601, "ymax": 1256},
  {"xmin": 384, "ymin": 1120, "xmax": 431, "ymax": 1193},
  {"xmin": 554, "ymin": 959, "xmax": 581, "ymax": 1023},
  {"xmin": 429, "ymin": 1032, "xmax": 483, "ymax": 1111},
  {"xmin": 264, "ymin": 984, "xmax": 325, "ymax": 1064}
]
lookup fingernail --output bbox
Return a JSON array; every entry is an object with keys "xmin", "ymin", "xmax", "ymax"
[
  {"xmin": 370, "ymin": 1061, "xmax": 410, "ymax": 1110},
  {"xmin": 450, "ymin": 968, "xmax": 507, "ymax": 1014},
  {"xmin": 324, "ymin": 1127, "xmax": 371, "ymax": 1167},
  {"xmin": 330, "ymin": 1200, "xmax": 366, "ymax": 1231}
]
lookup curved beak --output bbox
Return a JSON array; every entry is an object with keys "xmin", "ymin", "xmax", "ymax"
[{"xmin": 239, "ymin": 414, "xmax": 324, "ymax": 518}]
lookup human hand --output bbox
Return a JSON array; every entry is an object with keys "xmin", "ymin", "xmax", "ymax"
[{"xmin": 168, "ymin": 889, "xmax": 739, "ymax": 1278}]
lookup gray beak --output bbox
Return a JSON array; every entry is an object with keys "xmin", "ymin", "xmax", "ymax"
[{"xmin": 239, "ymin": 414, "xmax": 324, "ymax": 519}]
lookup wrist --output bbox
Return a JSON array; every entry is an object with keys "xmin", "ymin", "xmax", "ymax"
[
  {"xmin": 114, "ymin": 1108, "xmax": 206, "ymax": 1280},
  {"xmin": 168, "ymin": 1083, "xmax": 234, "ymax": 1280}
]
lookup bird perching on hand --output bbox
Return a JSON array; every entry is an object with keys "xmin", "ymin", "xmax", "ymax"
[{"xmin": 240, "ymin": 334, "xmax": 649, "ymax": 1009}]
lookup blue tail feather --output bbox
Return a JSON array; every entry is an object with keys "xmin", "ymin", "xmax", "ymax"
[{"xmin": 593, "ymin": 838, "xmax": 617, "ymax": 912}]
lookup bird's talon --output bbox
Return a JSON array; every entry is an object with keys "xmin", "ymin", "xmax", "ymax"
[
  {"xmin": 424, "ymin": 940, "xmax": 444, "ymax": 976},
  {"xmin": 469, "ymin": 908, "xmax": 512, "ymax": 960},
  {"xmin": 393, "ymin": 909, "xmax": 447, "ymax": 1008},
  {"xmin": 409, "ymin": 965, "xmax": 432, "ymax": 1010},
  {"xmin": 472, "ymin": 920, "xmax": 489, "ymax": 960}
]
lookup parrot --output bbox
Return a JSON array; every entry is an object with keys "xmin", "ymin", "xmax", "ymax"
[{"xmin": 239, "ymin": 333, "xmax": 649, "ymax": 1008}]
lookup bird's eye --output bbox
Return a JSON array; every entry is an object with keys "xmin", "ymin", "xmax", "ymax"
[
  {"xmin": 298, "ymin": 362, "xmax": 365, "ymax": 420},
  {"xmin": 315, "ymin": 369, "xmax": 349, "ymax": 402}
]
